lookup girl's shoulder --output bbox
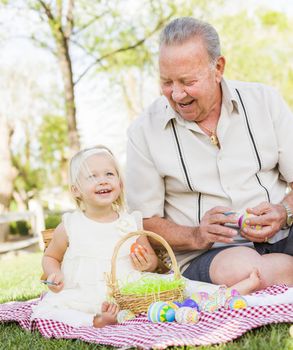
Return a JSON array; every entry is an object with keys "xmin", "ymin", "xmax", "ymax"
[
  {"xmin": 62, "ymin": 209, "xmax": 82, "ymax": 223},
  {"xmin": 61, "ymin": 210, "xmax": 84, "ymax": 238}
]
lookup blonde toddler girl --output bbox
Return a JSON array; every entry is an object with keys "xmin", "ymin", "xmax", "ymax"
[{"xmin": 31, "ymin": 145, "xmax": 158, "ymax": 328}]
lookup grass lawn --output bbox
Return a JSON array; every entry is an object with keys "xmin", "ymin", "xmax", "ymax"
[{"xmin": 0, "ymin": 252, "xmax": 292, "ymax": 350}]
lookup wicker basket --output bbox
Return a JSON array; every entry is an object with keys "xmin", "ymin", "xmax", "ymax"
[
  {"xmin": 41, "ymin": 228, "xmax": 55, "ymax": 250},
  {"xmin": 107, "ymin": 230, "xmax": 185, "ymax": 314}
]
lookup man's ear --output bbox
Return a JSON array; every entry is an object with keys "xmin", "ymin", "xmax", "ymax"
[{"xmin": 215, "ymin": 56, "xmax": 225, "ymax": 83}]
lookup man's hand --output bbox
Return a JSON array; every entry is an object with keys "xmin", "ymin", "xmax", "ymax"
[
  {"xmin": 241, "ymin": 202, "xmax": 287, "ymax": 242},
  {"xmin": 196, "ymin": 206, "xmax": 238, "ymax": 246}
]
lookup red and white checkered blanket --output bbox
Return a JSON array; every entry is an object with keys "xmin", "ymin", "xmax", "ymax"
[{"xmin": 0, "ymin": 285, "xmax": 292, "ymax": 349}]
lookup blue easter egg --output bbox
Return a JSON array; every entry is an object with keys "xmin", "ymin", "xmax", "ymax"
[
  {"xmin": 165, "ymin": 308, "xmax": 175, "ymax": 322},
  {"xmin": 157, "ymin": 304, "xmax": 168, "ymax": 322}
]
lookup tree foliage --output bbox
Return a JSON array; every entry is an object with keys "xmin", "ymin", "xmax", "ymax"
[
  {"xmin": 1, "ymin": 0, "xmax": 293, "ymax": 219},
  {"xmin": 38, "ymin": 114, "xmax": 69, "ymax": 187},
  {"xmin": 218, "ymin": 9, "xmax": 293, "ymax": 108}
]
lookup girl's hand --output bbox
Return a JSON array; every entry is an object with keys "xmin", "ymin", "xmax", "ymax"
[
  {"xmin": 46, "ymin": 272, "xmax": 64, "ymax": 293},
  {"xmin": 130, "ymin": 243, "xmax": 152, "ymax": 272}
]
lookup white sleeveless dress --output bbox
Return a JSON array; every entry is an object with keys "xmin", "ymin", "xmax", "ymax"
[{"xmin": 31, "ymin": 210, "xmax": 141, "ymax": 327}]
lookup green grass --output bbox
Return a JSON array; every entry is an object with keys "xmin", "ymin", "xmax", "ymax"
[
  {"xmin": 0, "ymin": 252, "xmax": 44, "ymax": 303},
  {"xmin": 0, "ymin": 252, "xmax": 292, "ymax": 349}
]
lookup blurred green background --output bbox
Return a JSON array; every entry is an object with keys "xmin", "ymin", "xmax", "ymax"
[{"xmin": 1, "ymin": 0, "xmax": 293, "ymax": 244}]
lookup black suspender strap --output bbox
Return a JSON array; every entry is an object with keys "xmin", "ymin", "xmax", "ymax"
[
  {"xmin": 171, "ymin": 119, "xmax": 193, "ymax": 191},
  {"xmin": 171, "ymin": 119, "xmax": 202, "ymax": 223},
  {"xmin": 235, "ymin": 88, "xmax": 270, "ymax": 202}
]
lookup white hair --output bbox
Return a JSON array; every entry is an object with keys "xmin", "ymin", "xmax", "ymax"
[{"xmin": 159, "ymin": 17, "xmax": 221, "ymax": 63}]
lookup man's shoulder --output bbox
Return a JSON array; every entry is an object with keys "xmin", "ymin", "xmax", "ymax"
[
  {"xmin": 226, "ymin": 79, "xmax": 287, "ymax": 120},
  {"xmin": 227, "ymin": 79, "xmax": 277, "ymax": 97}
]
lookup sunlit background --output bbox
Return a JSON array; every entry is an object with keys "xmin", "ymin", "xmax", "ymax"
[{"xmin": 1, "ymin": 0, "xmax": 293, "ymax": 243}]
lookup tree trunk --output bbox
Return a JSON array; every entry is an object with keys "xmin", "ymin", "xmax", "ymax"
[
  {"xmin": 0, "ymin": 115, "xmax": 15, "ymax": 242},
  {"xmin": 56, "ymin": 34, "xmax": 80, "ymax": 154},
  {"xmin": 121, "ymin": 72, "xmax": 141, "ymax": 122},
  {"xmin": 38, "ymin": 1, "xmax": 80, "ymax": 154}
]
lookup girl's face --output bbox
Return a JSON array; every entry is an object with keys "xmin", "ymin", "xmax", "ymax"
[{"xmin": 73, "ymin": 153, "xmax": 122, "ymax": 210}]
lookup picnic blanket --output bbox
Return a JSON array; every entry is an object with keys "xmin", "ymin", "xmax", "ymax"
[{"xmin": 0, "ymin": 285, "xmax": 292, "ymax": 349}]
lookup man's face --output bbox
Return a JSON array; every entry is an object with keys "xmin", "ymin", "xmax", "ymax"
[{"xmin": 159, "ymin": 38, "xmax": 224, "ymax": 122}]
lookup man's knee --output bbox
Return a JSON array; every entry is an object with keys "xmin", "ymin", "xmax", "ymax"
[{"xmin": 209, "ymin": 247, "xmax": 261, "ymax": 285}]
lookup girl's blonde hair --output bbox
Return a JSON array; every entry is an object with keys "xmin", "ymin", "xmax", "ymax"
[{"xmin": 68, "ymin": 145, "xmax": 125, "ymax": 211}]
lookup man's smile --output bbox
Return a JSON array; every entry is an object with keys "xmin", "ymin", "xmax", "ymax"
[{"xmin": 178, "ymin": 99, "xmax": 195, "ymax": 108}]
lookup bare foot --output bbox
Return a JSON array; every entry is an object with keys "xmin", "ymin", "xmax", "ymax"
[
  {"xmin": 93, "ymin": 303, "xmax": 120, "ymax": 328},
  {"xmin": 232, "ymin": 267, "xmax": 261, "ymax": 295},
  {"xmin": 248, "ymin": 268, "xmax": 261, "ymax": 292}
]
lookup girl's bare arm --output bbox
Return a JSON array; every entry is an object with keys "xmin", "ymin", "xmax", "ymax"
[{"xmin": 42, "ymin": 223, "xmax": 68, "ymax": 291}]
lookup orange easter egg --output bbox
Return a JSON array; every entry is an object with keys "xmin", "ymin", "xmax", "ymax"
[{"xmin": 130, "ymin": 243, "xmax": 146, "ymax": 256}]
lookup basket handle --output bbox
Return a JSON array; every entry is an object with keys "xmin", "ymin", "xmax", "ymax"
[{"xmin": 110, "ymin": 230, "xmax": 181, "ymax": 286}]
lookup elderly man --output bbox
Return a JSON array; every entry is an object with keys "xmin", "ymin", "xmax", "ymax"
[{"xmin": 126, "ymin": 17, "xmax": 293, "ymax": 289}]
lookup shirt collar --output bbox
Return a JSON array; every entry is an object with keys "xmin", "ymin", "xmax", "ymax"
[
  {"xmin": 161, "ymin": 78, "xmax": 240, "ymax": 129},
  {"xmin": 221, "ymin": 78, "xmax": 240, "ymax": 114}
]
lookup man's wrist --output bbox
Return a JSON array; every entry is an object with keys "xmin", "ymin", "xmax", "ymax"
[
  {"xmin": 280, "ymin": 201, "xmax": 293, "ymax": 229},
  {"xmin": 191, "ymin": 226, "xmax": 212, "ymax": 250}
]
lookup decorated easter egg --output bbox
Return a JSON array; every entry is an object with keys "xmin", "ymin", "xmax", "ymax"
[
  {"xmin": 130, "ymin": 242, "xmax": 146, "ymax": 256},
  {"xmin": 225, "ymin": 296, "xmax": 248, "ymax": 310},
  {"xmin": 147, "ymin": 301, "xmax": 166, "ymax": 322},
  {"xmin": 164, "ymin": 307, "xmax": 176, "ymax": 322},
  {"xmin": 238, "ymin": 212, "xmax": 261, "ymax": 230},
  {"xmin": 191, "ymin": 292, "xmax": 209, "ymax": 303},
  {"xmin": 182, "ymin": 298, "xmax": 200, "ymax": 310},
  {"xmin": 165, "ymin": 301, "xmax": 180, "ymax": 310},
  {"xmin": 203, "ymin": 299, "xmax": 220, "ymax": 313},
  {"xmin": 226, "ymin": 288, "xmax": 240, "ymax": 298},
  {"xmin": 191, "ymin": 292, "xmax": 210, "ymax": 311},
  {"xmin": 117, "ymin": 309, "xmax": 136, "ymax": 323},
  {"xmin": 175, "ymin": 307, "xmax": 200, "ymax": 324},
  {"xmin": 190, "ymin": 293, "xmax": 201, "ymax": 305},
  {"xmin": 213, "ymin": 287, "xmax": 240, "ymax": 307},
  {"xmin": 159, "ymin": 304, "xmax": 175, "ymax": 322},
  {"xmin": 199, "ymin": 291, "xmax": 210, "ymax": 301},
  {"xmin": 210, "ymin": 287, "xmax": 226, "ymax": 308},
  {"xmin": 147, "ymin": 301, "xmax": 175, "ymax": 322}
]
